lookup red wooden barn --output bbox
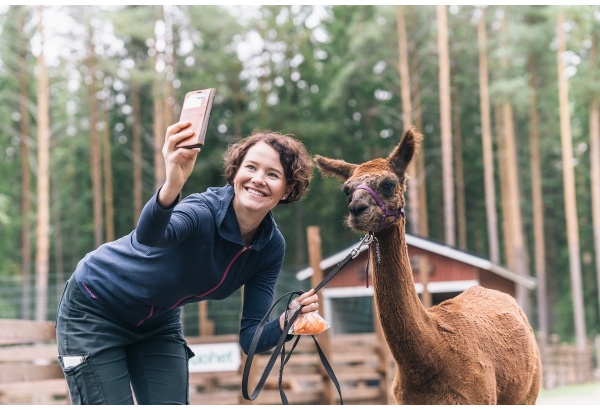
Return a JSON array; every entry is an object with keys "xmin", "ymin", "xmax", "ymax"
[{"xmin": 295, "ymin": 234, "xmax": 536, "ymax": 335}]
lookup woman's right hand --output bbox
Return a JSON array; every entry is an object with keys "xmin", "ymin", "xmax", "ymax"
[
  {"xmin": 279, "ymin": 289, "xmax": 319, "ymax": 332},
  {"xmin": 158, "ymin": 121, "xmax": 201, "ymax": 207}
]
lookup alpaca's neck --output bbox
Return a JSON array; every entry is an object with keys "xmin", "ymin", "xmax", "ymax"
[{"xmin": 372, "ymin": 223, "xmax": 438, "ymax": 367}]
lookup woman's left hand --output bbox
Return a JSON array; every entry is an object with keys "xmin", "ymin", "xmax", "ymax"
[{"xmin": 279, "ymin": 289, "xmax": 319, "ymax": 331}]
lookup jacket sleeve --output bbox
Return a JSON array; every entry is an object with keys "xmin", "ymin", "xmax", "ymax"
[
  {"xmin": 136, "ymin": 187, "xmax": 211, "ymax": 247},
  {"xmin": 238, "ymin": 232, "xmax": 292, "ymax": 354}
]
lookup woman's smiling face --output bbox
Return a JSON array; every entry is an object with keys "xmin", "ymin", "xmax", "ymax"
[{"xmin": 232, "ymin": 141, "xmax": 289, "ymax": 215}]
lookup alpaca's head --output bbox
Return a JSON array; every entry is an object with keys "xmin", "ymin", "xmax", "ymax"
[{"xmin": 314, "ymin": 127, "xmax": 422, "ymax": 233}]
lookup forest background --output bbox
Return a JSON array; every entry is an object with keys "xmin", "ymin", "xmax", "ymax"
[{"xmin": 0, "ymin": 4, "xmax": 599, "ymax": 348}]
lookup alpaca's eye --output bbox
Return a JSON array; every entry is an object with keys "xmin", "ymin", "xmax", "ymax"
[
  {"xmin": 342, "ymin": 186, "xmax": 353, "ymax": 203},
  {"xmin": 381, "ymin": 180, "xmax": 396, "ymax": 196}
]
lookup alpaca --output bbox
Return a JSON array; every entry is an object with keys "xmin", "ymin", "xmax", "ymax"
[{"xmin": 314, "ymin": 128, "xmax": 541, "ymax": 405}]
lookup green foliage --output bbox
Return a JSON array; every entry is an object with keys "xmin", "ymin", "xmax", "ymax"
[{"xmin": 0, "ymin": 4, "xmax": 598, "ymax": 338}]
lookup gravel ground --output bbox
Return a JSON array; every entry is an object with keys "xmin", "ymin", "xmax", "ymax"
[{"xmin": 536, "ymin": 381, "xmax": 600, "ymax": 405}]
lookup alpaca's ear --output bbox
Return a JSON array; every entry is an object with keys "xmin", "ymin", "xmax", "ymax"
[
  {"xmin": 388, "ymin": 127, "xmax": 423, "ymax": 176},
  {"xmin": 314, "ymin": 155, "xmax": 358, "ymax": 181}
]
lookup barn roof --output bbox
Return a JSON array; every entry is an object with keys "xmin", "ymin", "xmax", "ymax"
[{"xmin": 295, "ymin": 234, "xmax": 537, "ymax": 290}]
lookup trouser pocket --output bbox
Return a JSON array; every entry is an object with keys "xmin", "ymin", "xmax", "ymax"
[{"xmin": 59, "ymin": 354, "xmax": 105, "ymax": 404}]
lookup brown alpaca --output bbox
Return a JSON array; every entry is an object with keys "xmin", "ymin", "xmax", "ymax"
[{"xmin": 314, "ymin": 128, "xmax": 542, "ymax": 405}]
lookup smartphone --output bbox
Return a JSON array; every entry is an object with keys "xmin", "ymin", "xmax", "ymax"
[{"xmin": 176, "ymin": 88, "xmax": 215, "ymax": 149}]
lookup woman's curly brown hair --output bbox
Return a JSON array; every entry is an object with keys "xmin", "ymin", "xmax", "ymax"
[{"xmin": 223, "ymin": 131, "xmax": 313, "ymax": 205}]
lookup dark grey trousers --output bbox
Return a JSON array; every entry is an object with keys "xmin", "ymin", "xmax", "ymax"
[{"xmin": 55, "ymin": 278, "xmax": 194, "ymax": 405}]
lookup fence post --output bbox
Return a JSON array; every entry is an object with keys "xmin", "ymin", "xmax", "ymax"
[
  {"xmin": 418, "ymin": 255, "xmax": 432, "ymax": 308},
  {"xmin": 596, "ymin": 335, "xmax": 600, "ymax": 379},
  {"xmin": 198, "ymin": 301, "xmax": 214, "ymax": 336},
  {"xmin": 307, "ymin": 226, "xmax": 335, "ymax": 405}
]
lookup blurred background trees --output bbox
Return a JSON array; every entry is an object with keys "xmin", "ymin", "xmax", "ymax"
[{"xmin": 0, "ymin": 5, "xmax": 599, "ymax": 344}]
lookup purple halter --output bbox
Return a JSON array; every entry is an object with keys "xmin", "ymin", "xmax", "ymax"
[{"xmin": 353, "ymin": 184, "xmax": 405, "ymax": 231}]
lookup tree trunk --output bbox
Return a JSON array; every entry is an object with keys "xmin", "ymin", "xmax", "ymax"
[
  {"xmin": 293, "ymin": 203, "xmax": 306, "ymax": 268},
  {"xmin": 397, "ymin": 6, "xmax": 420, "ymax": 234},
  {"xmin": 498, "ymin": 11, "xmax": 530, "ymax": 316},
  {"xmin": 477, "ymin": 7, "xmax": 500, "ymax": 265},
  {"xmin": 502, "ymin": 102, "xmax": 530, "ymax": 315},
  {"xmin": 51, "ymin": 169, "xmax": 65, "ymax": 285},
  {"xmin": 131, "ymin": 84, "xmax": 143, "ymax": 225},
  {"xmin": 527, "ymin": 51, "xmax": 548, "ymax": 340},
  {"xmin": 436, "ymin": 5, "xmax": 455, "ymax": 247},
  {"xmin": 231, "ymin": 62, "xmax": 244, "ymax": 137},
  {"xmin": 102, "ymin": 94, "xmax": 115, "ymax": 242},
  {"xmin": 17, "ymin": 6, "xmax": 32, "ymax": 320},
  {"xmin": 557, "ymin": 8, "xmax": 587, "ymax": 350},
  {"xmin": 494, "ymin": 104, "xmax": 514, "ymax": 265},
  {"xmin": 494, "ymin": 104, "xmax": 511, "ymax": 267},
  {"xmin": 35, "ymin": 5, "xmax": 50, "ymax": 322},
  {"xmin": 162, "ymin": 6, "xmax": 176, "ymax": 154},
  {"xmin": 257, "ymin": 22, "xmax": 269, "ymax": 126},
  {"xmin": 589, "ymin": 32, "xmax": 600, "ymax": 327},
  {"xmin": 153, "ymin": 73, "xmax": 166, "ymax": 190},
  {"xmin": 153, "ymin": 6, "xmax": 166, "ymax": 190},
  {"xmin": 452, "ymin": 85, "xmax": 467, "ymax": 250},
  {"xmin": 407, "ymin": 7, "xmax": 429, "ymax": 239},
  {"xmin": 87, "ymin": 24, "xmax": 103, "ymax": 248},
  {"xmin": 397, "ymin": 6, "xmax": 430, "ymax": 305}
]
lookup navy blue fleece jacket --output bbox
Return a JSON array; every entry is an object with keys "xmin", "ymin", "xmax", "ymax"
[{"xmin": 74, "ymin": 185, "xmax": 287, "ymax": 354}]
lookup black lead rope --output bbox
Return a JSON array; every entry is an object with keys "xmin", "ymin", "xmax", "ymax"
[{"xmin": 241, "ymin": 233, "xmax": 375, "ymax": 405}]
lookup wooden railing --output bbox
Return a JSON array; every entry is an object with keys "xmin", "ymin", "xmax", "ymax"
[
  {"xmin": 537, "ymin": 334, "xmax": 597, "ymax": 389},
  {"xmin": 187, "ymin": 332, "xmax": 390, "ymax": 405},
  {"xmin": 1, "ymin": 319, "xmax": 598, "ymax": 405},
  {"xmin": 0, "ymin": 319, "xmax": 69, "ymax": 405},
  {"xmin": 0, "ymin": 320, "xmax": 391, "ymax": 405}
]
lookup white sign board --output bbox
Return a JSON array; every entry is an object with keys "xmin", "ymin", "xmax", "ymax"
[{"xmin": 187, "ymin": 342, "xmax": 241, "ymax": 373}]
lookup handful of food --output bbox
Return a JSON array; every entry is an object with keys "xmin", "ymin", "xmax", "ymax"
[{"xmin": 286, "ymin": 299, "xmax": 330, "ymax": 335}]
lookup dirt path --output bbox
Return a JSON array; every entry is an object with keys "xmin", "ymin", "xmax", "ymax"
[{"xmin": 536, "ymin": 381, "xmax": 600, "ymax": 405}]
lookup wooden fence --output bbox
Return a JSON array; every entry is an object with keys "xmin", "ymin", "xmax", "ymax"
[
  {"xmin": 0, "ymin": 319, "xmax": 67, "ymax": 405},
  {"xmin": 0, "ymin": 319, "xmax": 391, "ymax": 405},
  {"xmin": 0, "ymin": 319, "xmax": 598, "ymax": 405},
  {"xmin": 537, "ymin": 334, "xmax": 598, "ymax": 389}
]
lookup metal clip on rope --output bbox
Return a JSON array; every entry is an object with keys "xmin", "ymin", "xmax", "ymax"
[{"xmin": 351, "ymin": 232, "xmax": 374, "ymax": 259}]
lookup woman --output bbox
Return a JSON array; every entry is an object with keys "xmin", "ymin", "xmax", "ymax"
[{"xmin": 55, "ymin": 121, "xmax": 318, "ymax": 405}]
